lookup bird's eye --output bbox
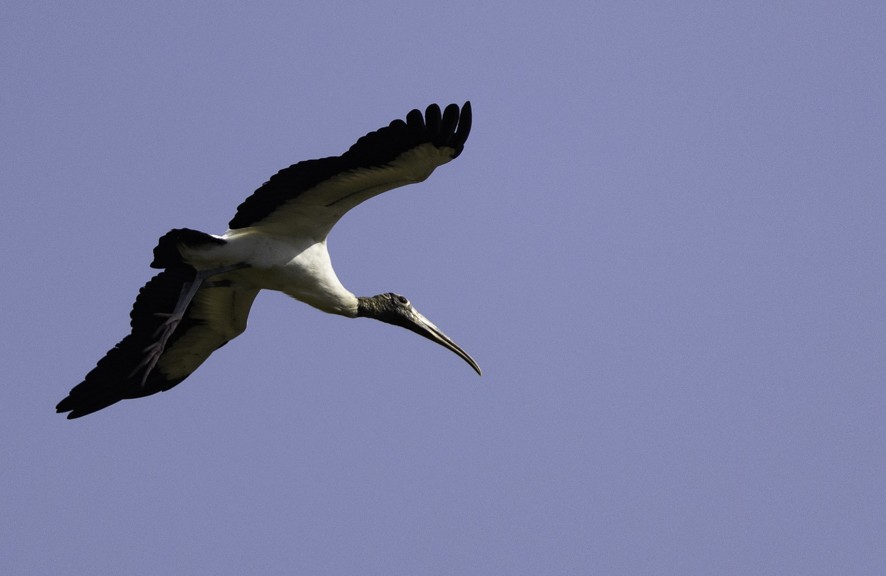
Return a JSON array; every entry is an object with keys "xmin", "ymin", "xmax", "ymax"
[{"xmin": 396, "ymin": 295, "xmax": 409, "ymax": 305}]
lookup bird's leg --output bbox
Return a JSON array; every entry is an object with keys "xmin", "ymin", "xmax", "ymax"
[{"xmin": 129, "ymin": 263, "xmax": 247, "ymax": 385}]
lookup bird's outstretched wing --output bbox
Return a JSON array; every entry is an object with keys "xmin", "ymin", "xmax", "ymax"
[
  {"xmin": 56, "ymin": 268, "xmax": 259, "ymax": 419},
  {"xmin": 227, "ymin": 102, "xmax": 471, "ymax": 239}
]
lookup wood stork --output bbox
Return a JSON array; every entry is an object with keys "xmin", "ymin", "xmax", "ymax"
[{"xmin": 56, "ymin": 102, "xmax": 479, "ymax": 419}]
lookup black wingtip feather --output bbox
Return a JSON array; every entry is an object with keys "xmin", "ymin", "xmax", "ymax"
[
  {"xmin": 405, "ymin": 108, "xmax": 425, "ymax": 134},
  {"xmin": 424, "ymin": 104, "xmax": 442, "ymax": 137},
  {"xmin": 452, "ymin": 101, "xmax": 472, "ymax": 157}
]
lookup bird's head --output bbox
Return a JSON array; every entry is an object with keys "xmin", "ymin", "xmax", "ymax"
[{"xmin": 356, "ymin": 293, "xmax": 481, "ymax": 375}]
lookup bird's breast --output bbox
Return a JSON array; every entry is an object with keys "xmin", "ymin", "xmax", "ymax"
[{"xmin": 225, "ymin": 236, "xmax": 357, "ymax": 316}]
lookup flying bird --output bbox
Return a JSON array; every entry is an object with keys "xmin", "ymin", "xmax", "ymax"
[{"xmin": 57, "ymin": 102, "xmax": 479, "ymax": 419}]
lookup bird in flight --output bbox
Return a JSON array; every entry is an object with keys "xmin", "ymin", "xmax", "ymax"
[{"xmin": 57, "ymin": 102, "xmax": 479, "ymax": 419}]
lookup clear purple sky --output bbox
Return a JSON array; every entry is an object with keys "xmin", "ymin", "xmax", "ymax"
[{"xmin": 3, "ymin": 2, "xmax": 885, "ymax": 574}]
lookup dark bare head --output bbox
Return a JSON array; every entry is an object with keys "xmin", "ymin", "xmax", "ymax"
[{"xmin": 356, "ymin": 293, "xmax": 481, "ymax": 375}]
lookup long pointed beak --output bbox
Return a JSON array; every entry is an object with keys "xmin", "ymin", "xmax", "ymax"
[{"xmin": 405, "ymin": 308, "xmax": 482, "ymax": 376}]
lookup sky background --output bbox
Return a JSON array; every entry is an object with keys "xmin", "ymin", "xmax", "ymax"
[{"xmin": 3, "ymin": 1, "xmax": 885, "ymax": 574}]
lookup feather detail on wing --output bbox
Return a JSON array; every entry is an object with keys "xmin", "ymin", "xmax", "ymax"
[
  {"xmin": 227, "ymin": 102, "xmax": 471, "ymax": 238},
  {"xmin": 56, "ymin": 268, "xmax": 259, "ymax": 419}
]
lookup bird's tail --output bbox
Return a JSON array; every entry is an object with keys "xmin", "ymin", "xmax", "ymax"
[{"xmin": 151, "ymin": 228, "xmax": 226, "ymax": 269}]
